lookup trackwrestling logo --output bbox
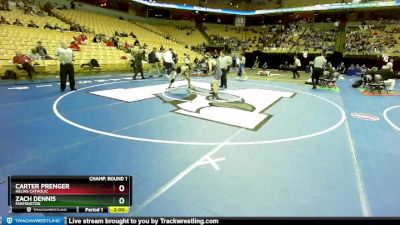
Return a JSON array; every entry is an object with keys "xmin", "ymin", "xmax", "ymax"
[{"xmin": 90, "ymin": 81, "xmax": 295, "ymax": 131}]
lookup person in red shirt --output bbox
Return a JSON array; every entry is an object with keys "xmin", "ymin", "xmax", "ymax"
[
  {"xmin": 68, "ymin": 41, "xmax": 81, "ymax": 51},
  {"xmin": 74, "ymin": 32, "xmax": 88, "ymax": 45},
  {"xmin": 105, "ymin": 38, "xmax": 114, "ymax": 47},
  {"xmin": 124, "ymin": 41, "xmax": 132, "ymax": 52},
  {"xmin": 80, "ymin": 32, "xmax": 88, "ymax": 43},
  {"xmin": 13, "ymin": 51, "xmax": 37, "ymax": 81}
]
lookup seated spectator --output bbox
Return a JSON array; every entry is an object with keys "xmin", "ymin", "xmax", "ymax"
[
  {"xmin": 93, "ymin": 35, "xmax": 101, "ymax": 43},
  {"xmin": 0, "ymin": 0, "xmax": 10, "ymax": 11},
  {"xmin": 105, "ymin": 38, "xmax": 114, "ymax": 47},
  {"xmin": 80, "ymin": 32, "xmax": 88, "ymax": 43},
  {"xmin": 27, "ymin": 20, "xmax": 39, "ymax": 28},
  {"xmin": 379, "ymin": 65, "xmax": 396, "ymax": 91},
  {"xmin": 28, "ymin": 48, "xmax": 41, "ymax": 61},
  {"xmin": 69, "ymin": 41, "xmax": 81, "ymax": 51},
  {"xmin": 74, "ymin": 33, "xmax": 87, "ymax": 45},
  {"xmin": 134, "ymin": 38, "xmax": 140, "ymax": 46},
  {"xmin": 35, "ymin": 41, "xmax": 53, "ymax": 59},
  {"xmin": 360, "ymin": 64, "xmax": 367, "ymax": 73},
  {"xmin": 112, "ymin": 36, "xmax": 120, "ymax": 48},
  {"xmin": 13, "ymin": 19, "xmax": 24, "ymax": 26},
  {"xmin": 36, "ymin": 10, "xmax": 46, "ymax": 17},
  {"xmin": 24, "ymin": 5, "xmax": 35, "ymax": 15},
  {"xmin": 386, "ymin": 58, "xmax": 394, "ymax": 71},
  {"xmin": 53, "ymin": 23, "xmax": 62, "ymax": 31},
  {"xmin": 44, "ymin": 22, "xmax": 53, "ymax": 29},
  {"xmin": 0, "ymin": 16, "xmax": 10, "ymax": 25},
  {"xmin": 337, "ymin": 62, "xmax": 346, "ymax": 74},
  {"xmin": 70, "ymin": 23, "xmax": 79, "ymax": 31},
  {"xmin": 13, "ymin": 51, "xmax": 37, "ymax": 81},
  {"xmin": 124, "ymin": 41, "xmax": 132, "ymax": 50}
]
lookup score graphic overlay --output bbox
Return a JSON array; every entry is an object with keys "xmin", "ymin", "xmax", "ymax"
[{"xmin": 8, "ymin": 176, "xmax": 132, "ymax": 213}]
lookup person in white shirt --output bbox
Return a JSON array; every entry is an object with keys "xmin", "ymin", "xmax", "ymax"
[
  {"xmin": 218, "ymin": 50, "xmax": 232, "ymax": 89},
  {"xmin": 292, "ymin": 55, "xmax": 301, "ymax": 79},
  {"xmin": 312, "ymin": 51, "xmax": 327, "ymax": 89},
  {"xmin": 55, "ymin": 41, "xmax": 76, "ymax": 91},
  {"xmin": 386, "ymin": 58, "xmax": 394, "ymax": 71},
  {"xmin": 163, "ymin": 48, "xmax": 173, "ymax": 76},
  {"xmin": 236, "ymin": 54, "xmax": 247, "ymax": 80}
]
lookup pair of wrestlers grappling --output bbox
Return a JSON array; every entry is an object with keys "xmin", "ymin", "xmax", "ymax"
[{"xmin": 166, "ymin": 58, "xmax": 223, "ymax": 99}]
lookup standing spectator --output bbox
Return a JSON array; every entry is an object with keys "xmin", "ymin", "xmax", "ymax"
[
  {"xmin": 13, "ymin": 51, "xmax": 37, "ymax": 81},
  {"xmin": 236, "ymin": 53, "xmax": 246, "ymax": 80},
  {"xmin": 148, "ymin": 47, "xmax": 160, "ymax": 77},
  {"xmin": 218, "ymin": 50, "xmax": 232, "ymax": 89},
  {"xmin": 292, "ymin": 55, "xmax": 301, "ymax": 79},
  {"xmin": 312, "ymin": 51, "xmax": 327, "ymax": 89},
  {"xmin": 55, "ymin": 42, "xmax": 76, "ymax": 91}
]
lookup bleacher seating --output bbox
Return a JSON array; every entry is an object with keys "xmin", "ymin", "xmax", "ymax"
[
  {"xmin": 345, "ymin": 24, "xmax": 400, "ymax": 56},
  {"xmin": 54, "ymin": 9, "xmax": 203, "ymax": 63},
  {"xmin": 0, "ymin": 9, "xmax": 69, "ymax": 29}
]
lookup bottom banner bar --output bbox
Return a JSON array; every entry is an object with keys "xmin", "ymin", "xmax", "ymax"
[{"xmin": 1, "ymin": 217, "xmax": 400, "ymax": 225}]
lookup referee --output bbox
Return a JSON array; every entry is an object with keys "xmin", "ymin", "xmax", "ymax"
[
  {"xmin": 312, "ymin": 51, "xmax": 327, "ymax": 89},
  {"xmin": 218, "ymin": 50, "xmax": 232, "ymax": 89},
  {"xmin": 55, "ymin": 41, "xmax": 76, "ymax": 91}
]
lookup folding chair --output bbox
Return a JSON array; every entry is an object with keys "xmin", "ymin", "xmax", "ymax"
[{"xmin": 367, "ymin": 74, "xmax": 388, "ymax": 94}]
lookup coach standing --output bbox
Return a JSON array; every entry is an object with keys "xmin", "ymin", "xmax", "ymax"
[
  {"xmin": 56, "ymin": 41, "xmax": 76, "ymax": 91},
  {"xmin": 311, "ymin": 51, "xmax": 327, "ymax": 89}
]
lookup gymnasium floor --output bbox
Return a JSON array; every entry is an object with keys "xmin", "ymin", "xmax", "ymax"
[{"xmin": 0, "ymin": 69, "xmax": 399, "ymax": 217}]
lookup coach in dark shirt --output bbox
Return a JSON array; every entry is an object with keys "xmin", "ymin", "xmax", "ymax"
[
  {"xmin": 148, "ymin": 48, "xmax": 157, "ymax": 64},
  {"xmin": 133, "ymin": 50, "xmax": 146, "ymax": 80},
  {"xmin": 379, "ymin": 66, "xmax": 394, "ymax": 81}
]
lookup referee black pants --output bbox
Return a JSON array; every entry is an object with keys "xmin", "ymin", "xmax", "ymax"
[
  {"xmin": 292, "ymin": 66, "xmax": 301, "ymax": 78},
  {"xmin": 312, "ymin": 67, "xmax": 323, "ymax": 88},
  {"xmin": 60, "ymin": 63, "xmax": 75, "ymax": 91},
  {"xmin": 220, "ymin": 69, "xmax": 228, "ymax": 88}
]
